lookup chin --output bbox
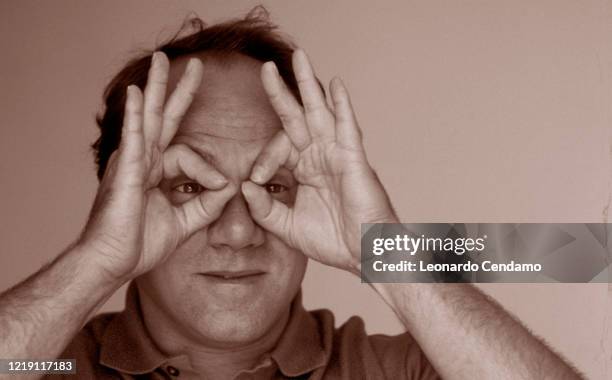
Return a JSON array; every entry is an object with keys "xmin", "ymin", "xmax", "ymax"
[{"xmin": 187, "ymin": 294, "xmax": 284, "ymax": 347}]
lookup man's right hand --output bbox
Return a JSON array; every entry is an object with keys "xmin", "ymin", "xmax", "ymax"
[{"xmin": 77, "ymin": 52, "xmax": 235, "ymax": 282}]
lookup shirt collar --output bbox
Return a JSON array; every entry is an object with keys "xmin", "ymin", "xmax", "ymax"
[
  {"xmin": 99, "ymin": 282, "xmax": 174, "ymax": 374},
  {"xmin": 99, "ymin": 282, "xmax": 329, "ymax": 377},
  {"xmin": 270, "ymin": 291, "xmax": 329, "ymax": 377}
]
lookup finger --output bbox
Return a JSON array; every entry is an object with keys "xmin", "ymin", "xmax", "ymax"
[
  {"xmin": 329, "ymin": 77, "xmax": 363, "ymax": 150},
  {"xmin": 163, "ymin": 144, "xmax": 228, "ymax": 190},
  {"xmin": 115, "ymin": 85, "xmax": 145, "ymax": 189},
  {"xmin": 250, "ymin": 131, "xmax": 299, "ymax": 184},
  {"xmin": 159, "ymin": 58, "xmax": 204, "ymax": 149},
  {"xmin": 97, "ymin": 150, "xmax": 120, "ymax": 195},
  {"xmin": 241, "ymin": 181, "xmax": 293, "ymax": 242},
  {"xmin": 178, "ymin": 183, "xmax": 237, "ymax": 236},
  {"xmin": 143, "ymin": 52, "xmax": 170, "ymax": 153},
  {"xmin": 261, "ymin": 61, "xmax": 311, "ymax": 150},
  {"xmin": 94, "ymin": 86, "xmax": 144, "ymax": 215},
  {"xmin": 292, "ymin": 49, "xmax": 335, "ymax": 139}
]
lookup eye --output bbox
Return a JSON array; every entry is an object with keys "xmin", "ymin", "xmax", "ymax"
[
  {"xmin": 173, "ymin": 182, "xmax": 205, "ymax": 194},
  {"xmin": 265, "ymin": 183, "xmax": 288, "ymax": 194}
]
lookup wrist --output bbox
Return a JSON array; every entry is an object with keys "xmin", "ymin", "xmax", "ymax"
[
  {"xmin": 67, "ymin": 242, "xmax": 131, "ymax": 290},
  {"xmin": 346, "ymin": 216, "xmax": 400, "ymax": 276},
  {"xmin": 346, "ymin": 259, "xmax": 362, "ymax": 277}
]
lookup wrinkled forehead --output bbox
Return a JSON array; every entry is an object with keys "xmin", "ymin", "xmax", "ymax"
[{"xmin": 167, "ymin": 53, "xmax": 280, "ymax": 143}]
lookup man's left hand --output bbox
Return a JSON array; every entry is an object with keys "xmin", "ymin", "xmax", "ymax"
[{"xmin": 242, "ymin": 49, "xmax": 397, "ymax": 274}]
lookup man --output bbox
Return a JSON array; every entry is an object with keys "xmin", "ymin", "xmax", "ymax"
[{"xmin": 0, "ymin": 11, "xmax": 581, "ymax": 380}]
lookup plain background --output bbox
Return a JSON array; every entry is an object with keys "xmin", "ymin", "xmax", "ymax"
[{"xmin": 1, "ymin": 1, "xmax": 611, "ymax": 378}]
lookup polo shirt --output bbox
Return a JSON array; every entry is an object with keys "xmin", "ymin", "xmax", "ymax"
[{"xmin": 48, "ymin": 282, "xmax": 440, "ymax": 379}]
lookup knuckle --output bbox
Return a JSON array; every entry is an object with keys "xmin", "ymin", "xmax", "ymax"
[
  {"xmin": 148, "ymin": 76, "xmax": 168, "ymax": 86},
  {"xmin": 146, "ymin": 103, "xmax": 164, "ymax": 117},
  {"xmin": 295, "ymin": 76, "xmax": 311, "ymax": 86},
  {"xmin": 278, "ymin": 111, "xmax": 301, "ymax": 126},
  {"xmin": 126, "ymin": 105, "xmax": 142, "ymax": 117},
  {"xmin": 171, "ymin": 144, "xmax": 191, "ymax": 157},
  {"xmin": 175, "ymin": 80, "xmax": 198, "ymax": 98},
  {"xmin": 163, "ymin": 111, "xmax": 182, "ymax": 125},
  {"xmin": 163, "ymin": 143, "xmax": 179, "ymax": 155},
  {"xmin": 257, "ymin": 149, "xmax": 272, "ymax": 163},
  {"xmin": 303, "ymin": 100, "xmax": 326, "ymax": 114},
  {"xmin": 268, "ymin": 91, "xmax": 285, "ymax": 107},
  {"xmin": 172, "ymin": 143, "xmax": 187, "ymax": 151}
]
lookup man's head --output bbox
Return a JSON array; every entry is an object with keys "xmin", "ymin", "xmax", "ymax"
[
  {"xmin": 93, "ymin": 10, "xmax": 310, "ymax": 348},
  {"xmin": 93, "ymin": 8, "xmax": 302, "ymax": 179}
]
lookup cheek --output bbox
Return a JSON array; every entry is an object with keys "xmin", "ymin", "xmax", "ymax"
[
  {"xmin": 154, "ymin": 231, "xmax": 210, "ymax": 278},
  {"xmin": 265, "ymin": 233, "xmax": 308, "ymax": 286},
  {"xmin": 138, "ymin": 230, "xmax": 211, "ymax": 295}
]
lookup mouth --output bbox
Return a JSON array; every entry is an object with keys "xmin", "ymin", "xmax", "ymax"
[{"xmin": 198, "ymin": 270, "xmax": 266, "ymax": 284}]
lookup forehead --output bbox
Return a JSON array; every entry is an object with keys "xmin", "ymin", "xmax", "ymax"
[{"xmin": 167, "ymin": 53, "xmax": 280, "ymax": 164}]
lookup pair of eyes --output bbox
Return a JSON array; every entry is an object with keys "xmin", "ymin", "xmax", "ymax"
[{"xmin": 173, "ymin": 182, "xmax": 288, "ymax": 194}]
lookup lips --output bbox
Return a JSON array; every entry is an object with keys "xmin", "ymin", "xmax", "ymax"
[{"xmin": 199, "ymin": 270, "xmax": 265, "ymax": 280}]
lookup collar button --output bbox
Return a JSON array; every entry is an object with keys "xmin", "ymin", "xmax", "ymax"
[{"xmin": 166, "ymin": 365, "xmax": 180, "ymax": 377}]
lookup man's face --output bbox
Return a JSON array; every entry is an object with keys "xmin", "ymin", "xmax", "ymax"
[{"xmin": 137, "ymin": 53, "xmax": 307, "ymax": 348}]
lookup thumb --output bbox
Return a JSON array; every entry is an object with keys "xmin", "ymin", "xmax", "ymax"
[
  {"xmin": 177, "ymin": 183, "xmax": 237, "ymax": 238},
  {"xmin": 241, "ymin": 181, "xmax": 293, "ymax": 244}
]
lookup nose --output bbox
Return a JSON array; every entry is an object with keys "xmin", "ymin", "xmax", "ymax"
[{"xmin": 207, "ymin": 192, "xmax": 265, "ymax": 251}]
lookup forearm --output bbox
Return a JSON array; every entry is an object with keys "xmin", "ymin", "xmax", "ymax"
[
  {"xmin": 0, "ymin": 244, "xmax": 121, "ymax": 360},
  {"xmin": 372, "ymin": 282, "xmax": 582, "ymax": 379}
]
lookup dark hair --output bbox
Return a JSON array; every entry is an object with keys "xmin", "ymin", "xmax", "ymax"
[{"xmin": 92, "ymin": 7, "xmax": 302, "ymax": 180}]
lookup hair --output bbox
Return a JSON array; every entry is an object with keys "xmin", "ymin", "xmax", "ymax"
[{"xmin": 92, "ymin": 7, "xmax": 304, "ymax": 180}]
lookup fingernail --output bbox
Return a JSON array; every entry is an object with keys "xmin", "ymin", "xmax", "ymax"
[
  {"xmin": 186, "ymin": 57, "xmax": 198, "ymax": 73},
  {"xmin": 265, "ymin": 61, "xmax": 279, "ymax": 77},
  {"xmin": 250, "ymin": 165, "xmax": 265, "ymax": 184},
  {"xmin": 126, "ymin": 85, "xmax": 138, "ymax": 103},
  {"xmin": 152, "ymin": 51, "xmax": 168, "ymax": 67},
  {"xmin": 213, "ymin": 175, "xmax": 228, "ymax": 186},
  {"xmin": 241, "ymin": 181, "xmax": 255, "ymax": 199},
  {"xmin": 294, "ymin": 49, "xmax": 307, "ymax": 62}
]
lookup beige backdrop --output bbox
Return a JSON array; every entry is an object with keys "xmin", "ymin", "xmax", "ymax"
[{"xmin": 1, "ymin": 1, "xmax": 610, "ymax": 378}]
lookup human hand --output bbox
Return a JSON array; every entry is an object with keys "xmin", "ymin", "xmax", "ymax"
[
  {"xmin": 241, "ymin": 50, "xmax": 397, "ymax": 274},
  {"xmin": 78, "ymin": 52, "xmax": 235, "ymax": 282}
]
